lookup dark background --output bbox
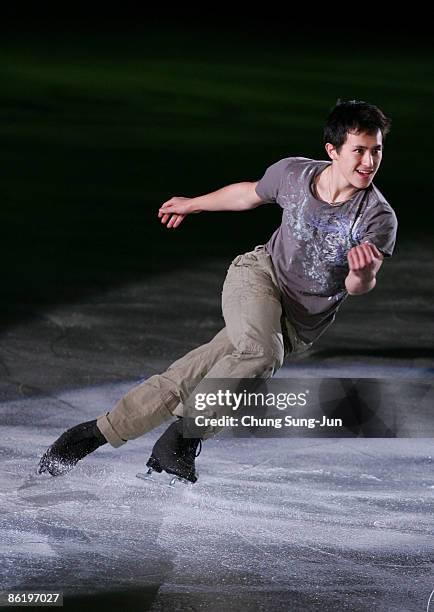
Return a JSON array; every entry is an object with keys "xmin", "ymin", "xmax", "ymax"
[{"xmin": 1, "ymin": 15, "xmax": 432, "ymax": 313}]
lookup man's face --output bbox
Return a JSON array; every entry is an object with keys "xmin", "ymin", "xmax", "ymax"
[{"xmin": 331, "ymin": 129, "xmax": 383, "ymax": 189}]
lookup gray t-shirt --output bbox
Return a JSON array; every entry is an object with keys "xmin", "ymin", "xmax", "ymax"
[{"xmin": 255, "ymin": 156, "xmax": 398, "ymax": 344}]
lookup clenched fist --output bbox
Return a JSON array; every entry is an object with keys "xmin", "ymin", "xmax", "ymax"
[{"xmin": 347, "ymin": 242, "xmax": 384, "ymax": 279}]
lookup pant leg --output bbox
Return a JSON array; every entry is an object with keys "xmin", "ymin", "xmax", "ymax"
[
  {"xmin": 97, "ymin": 246, "xmax": 299, "ymax": 447},
  {"xmin": 182, "ymin": 247, "xmax": 288, "ymax": 438},
  {"xmin": 97, "ymin": 327, "xmax": 234, "ymax": 447},
  {"xmin": 220, "ymin": 247, "xmax": 286, "ymax": 375}
]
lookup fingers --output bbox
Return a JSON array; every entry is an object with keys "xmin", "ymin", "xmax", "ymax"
[
  {"xmin": 157, "ymin": 197, "xmax": 187, "ymax": 228},
  {"xmin": 158, "ymin": 209, "xmax": 184, "ymax": 228},
  {"xmin": 158, "ymin": 201, "xmax": 183, "ymax": 222},
  {"xmin": 360, "ymin": 243, "xmax": 373, "ymax": 266},
  {"xmin": 348, "ymin": 246, "xmax": 365, "ymax": 269},
  {"xmin": 165, "ymin": 213, "xmax": 185, "ymax": 229},
  {"xmin": 348, "ymin": 249, "xmax": 362, "ymax": 270},
  {"xmin": 158, "ymin": 204, "xmax": 179, "ymax": 227},
  {"xmin": 167, "ymin": 214, "xmax": 178, "ymax": 228},
  {"xmin": 172, "ymin": 214, "xmax": 185, "ymax": 228},
  {"xmin": 158, "ymin": 204, "xmax": 172, "ymax": 218},
  {"xmin": 158, "ymin": 199, "xmax": 174, "ymax": 216},
  {"xmin": 348, "ymin": 244, "xmax": 374, "ymax": 270},
  {"xmin": 364, "ymin": 241, "xmax": 383, "ymax": 259}
]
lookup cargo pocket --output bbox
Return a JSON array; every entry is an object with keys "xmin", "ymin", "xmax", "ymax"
[{"xmin": 232, "ymin": 252, "xmax": 258, "ymax": 267}]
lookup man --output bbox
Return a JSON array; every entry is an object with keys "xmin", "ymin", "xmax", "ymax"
[{"xmin": 38, "ymin": 99, "xmax": 397, "ymax": 484}]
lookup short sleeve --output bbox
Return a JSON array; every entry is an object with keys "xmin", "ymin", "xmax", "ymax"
[
  {"xmin": 358, "ymin": 207, "xmax": 398, "ymax": 258},
  {"xmin": 255, "ymin": 158, "xmax": 291, "ymax": 203}
]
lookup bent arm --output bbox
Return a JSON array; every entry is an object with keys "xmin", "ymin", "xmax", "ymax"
[
  {"xmin": 188, "ymin": 181, "xmax": 264, "ymax": 213},
  {"xmin": 345, "ymin": 242, "xmax": 384, "ymax": 295}
]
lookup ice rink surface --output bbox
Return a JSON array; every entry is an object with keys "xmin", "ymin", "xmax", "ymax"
[{"xmin": 1, "ymin": 246, "xmax": 433, "ymax": 611}]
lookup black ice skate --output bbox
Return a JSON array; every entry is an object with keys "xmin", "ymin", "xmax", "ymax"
[
  {"xmin": 137, "ymin": 418, "xmax": 202, "ymax": 486},
  {"xmin": 38, "ymin": 419, "xmax": 107, "ymax": 476}
]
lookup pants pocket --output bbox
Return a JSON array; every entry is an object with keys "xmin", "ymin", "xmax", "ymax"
[{"xmin": 231, "ymin": 251, "xmax": 258, "ymax": 267}]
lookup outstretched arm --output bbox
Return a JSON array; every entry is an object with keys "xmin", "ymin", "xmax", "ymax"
[
  {"xmin": 345, "ymin": 242, "xmax": 384, "ymax": 295},
  {"xmin": 158, "ymin": 181, "xmax": 263, "ymax": 228}
]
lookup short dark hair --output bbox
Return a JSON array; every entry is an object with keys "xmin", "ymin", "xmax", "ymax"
[{"xmin": 323, "ymin": 99, "xmax": 391, "ymax": 152}]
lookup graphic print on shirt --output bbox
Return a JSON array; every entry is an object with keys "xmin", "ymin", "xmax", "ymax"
[{"xmin": 281, "ymin": 185, "xmax": 358, "ymax": 296}]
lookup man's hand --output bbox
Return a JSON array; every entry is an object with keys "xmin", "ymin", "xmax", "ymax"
[
  {"xmin": 345, "ymin": 242, "xmax": 384, "ymax": 295},
  {"xmin": 158, "ymin": 196, "xmax": 195, "ymax": 229}
]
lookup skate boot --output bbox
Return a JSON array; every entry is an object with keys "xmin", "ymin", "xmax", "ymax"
[
  {"xmin": 141, "ymin": 418, "xmax": 202, "ymax": 485},
  {"xmin": 38, "ymin": 419, "xmax": 107, "ymax": 476}
]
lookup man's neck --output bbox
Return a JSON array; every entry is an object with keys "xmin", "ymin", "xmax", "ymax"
[{"xmin": 316, "ymin": 165, "xmax": 359, "ymax": 204}]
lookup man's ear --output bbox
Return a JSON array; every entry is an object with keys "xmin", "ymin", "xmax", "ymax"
[{"xmin": 325, "ymin": 143, "xmax": 338, "ymax": 161}]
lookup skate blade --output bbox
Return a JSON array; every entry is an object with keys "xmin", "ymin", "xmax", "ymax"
[
  {"xmin": 168, "ymin": 475, "xmax": 194, "ymax": 487},
  {"xmin": 136, "ymin": 468, "xmax": 156, "ymax": 482},
  {"xmin": 136, "ymin": 468, "xmax": 195, "ymax": 487}
]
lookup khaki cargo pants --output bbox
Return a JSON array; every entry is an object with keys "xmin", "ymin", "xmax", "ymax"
[{"xmin": 97, "ymin": 245, "xmax": 311, "ymax": 445}]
